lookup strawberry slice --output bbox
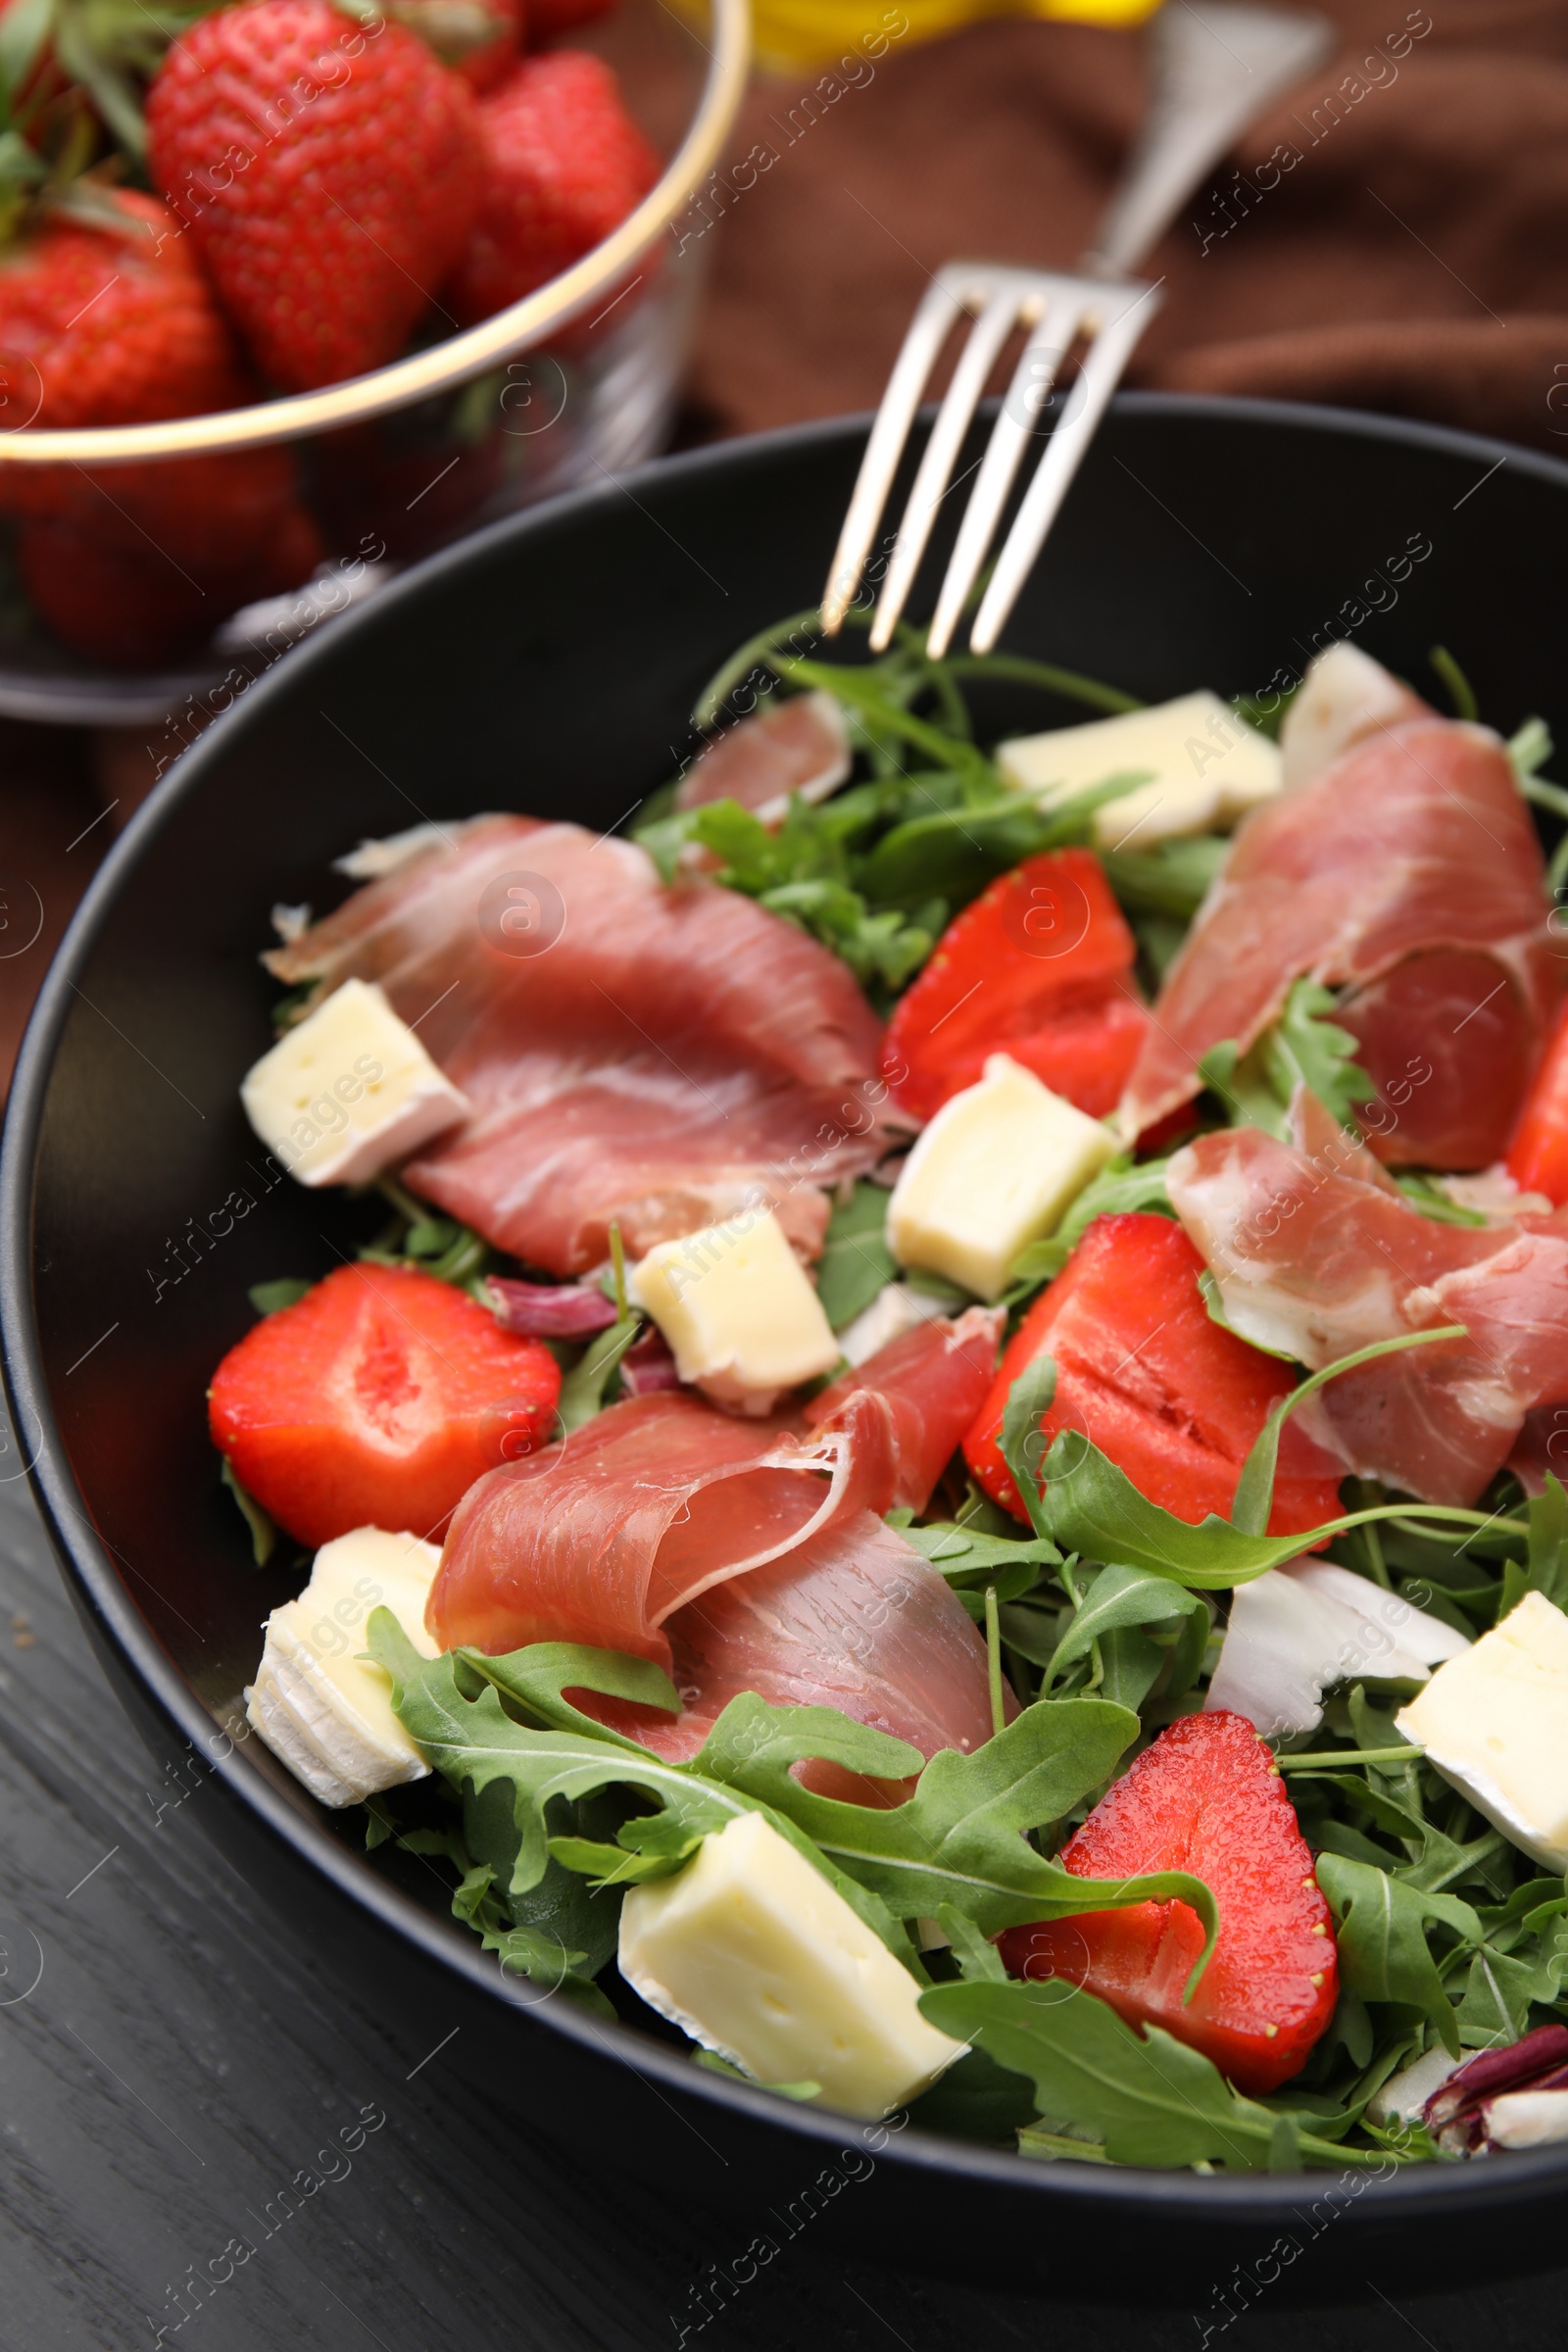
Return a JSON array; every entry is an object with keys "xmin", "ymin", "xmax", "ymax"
[
  {"xmin": 209, "ymin": 1264, "xmax": 561, "ymax": 1548},
  {"xmin": 998, "ymin": 1710, "xmax": 1337, "ymax": 2094},
  {"xmin": 884, "ymin": 849, "xmax": 1147, "ymax": 1123},
  {"xmin": 962, "ymin": 1212, "xmax": 1344, "ymax": 1539}
]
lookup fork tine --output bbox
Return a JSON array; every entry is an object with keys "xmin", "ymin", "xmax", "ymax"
[
  {"xmin": 967, "ymin": 282, "xmax": 1162, "ymax": 656},
  {"xmin": 819, "ymin": 269, "xmax": 973, "ymax": 637},
  {"xmin": 923, "ymin": 288, "xmax": 1086, "ymax": 660},
  {"xmin": 865, "ymin": 287, "xmax": 1025, "ymax": 655}
]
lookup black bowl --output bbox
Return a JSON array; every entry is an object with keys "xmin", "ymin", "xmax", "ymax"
[{"xmin": 7, "ymin": 395, "xmax": 1568, "ymax": 2307}]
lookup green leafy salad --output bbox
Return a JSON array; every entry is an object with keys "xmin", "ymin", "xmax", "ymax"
[{"xmin": 220, "ymin": 612, "xmax": 1568, "ymax": 2176}]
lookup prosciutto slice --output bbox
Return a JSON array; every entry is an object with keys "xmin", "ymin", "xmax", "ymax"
[
  {"xmin": 425, "ymin": 1391, "xmax": 888, "ymax": 1665},
  {"xmin": 267, "ymin": 815, "xmax": 898, "ymax": 1273},
  {"xmin": 806, "ymin": 1305, "xmax": 1004, "ymax": 1510},
  {"xmin": 1122, "ymin": 710, "xmax": 1557, "ymax": 1169},
  {"xmin": 631, "ymin": 1511, "xmax": 1000, "ymax": 1785},
  {"xmin": 674, "ymin": 691, "xmax": 853, "ymax": 825},
  {"xmin": 427, "ymin": 1319, "xmax": 1004, "ymax": 1784},
  {"xmin": 1167, "ymin": 1114, "xmax": 1568, "ymax": 1503}
]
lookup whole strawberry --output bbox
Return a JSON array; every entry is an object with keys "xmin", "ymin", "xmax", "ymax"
[
  {"xmin": 0, "ymin": 188, "xmax": 323, "ymax": 662},
  {"xmin": 0, "ymin": 187, "xmax": 247, "ymax": 437},
  {"xmin": 146, "ymin": 0, "xmax": 485, "ymax": 391},
  {"xmin": 446, "ymin": 50, "xmax": 658, "ymax": 324},
  {"xmin": 17, "ymin": 495, "xmax": 322, "ymax": 664}
]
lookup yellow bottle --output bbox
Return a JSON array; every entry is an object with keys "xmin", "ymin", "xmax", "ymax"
[{"xmin": 736, "ymin": 0, "xmax": 1160, "ymax": 75}]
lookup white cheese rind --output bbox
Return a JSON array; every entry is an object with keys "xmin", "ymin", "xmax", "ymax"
[
  {"xmin": 887, "ymin": 1054, "xmax": 1117, "ymax": 1301},
  {"xmin": 629, "ymin": 1208, "xmax": 839, "ymax": 1411},
  {"xmin": 1278, "ymin": 644, "xmax": 1412, "ymax": 788},
  {"xmin": 618, "ymin": 1810, "xmax": 964, "ymax": 2119},
  {"xmin": 836, "ymin": 1280, "xmax": 950, "ymax": 1366},
  {"xmin": 998, "ymin": 692, "xmax": 1281, "ymax": 847},
  {"xmin": 241, "ymin": 976, "xmax": 469, "ymax": 1187},
  {"xmin": 1396, "ymin": 1592, "xmax": 1568, "ymax": 1871},
  {"xmin": 1208, "ymin": 1557, "xmax": 1470, "ymax": 1739},
  {"xmin": 246, "ymin": 1527, "xmax": 442, "ymax": 1807}
]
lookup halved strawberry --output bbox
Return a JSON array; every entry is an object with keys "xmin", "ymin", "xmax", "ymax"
[
  {"xmin": 209, "ymin": 1264, "xmax": 561, "ymax": 1547},
  {"xmin": 998, "ymin": 1710, "xmax": 1337, "ymax": 2095},
  {"xmin": 963, "ymin": 1211, "xmax": 1344, "ymax": 1539},
  {"xmin": 884, "ymin": 849, "xmax": 1146, "ymax": 1123}
]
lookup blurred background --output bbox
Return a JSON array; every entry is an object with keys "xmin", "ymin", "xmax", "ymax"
[{"xmin": 5, "ymin": 0, "xmax": 1567, "ymax": 1096}]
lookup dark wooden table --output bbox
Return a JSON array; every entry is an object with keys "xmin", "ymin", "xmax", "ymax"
[{"xmin": 0, "ymin": 1413, "xmax": 1564, "ymax": 2351}]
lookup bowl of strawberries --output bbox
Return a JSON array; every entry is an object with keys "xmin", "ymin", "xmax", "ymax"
[{"xmin": 0, "ymin": 0, "xmax": 746, "ymax": 716}]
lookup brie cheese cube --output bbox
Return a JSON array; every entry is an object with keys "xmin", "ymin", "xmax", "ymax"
[
  {"xmin": 887, "ymin": 1054, "xmax": 1116, "ymax": 1301},
  {"xmin": 618, "ymin": 1810, "xmax": 964, "ymax": 2119},
  {"xmin": 998, "ymin": 691, "xmax": 1282, "ymax": 849},
  {"xmin": 629, "ymin": 1207, "xmax": 839, "ymax": 1412},
  {"xmin": 241, "ymin": 976, "xmax": 469, "ymax": 1187},
  {"xmin": 1396, "ymin": 1592, "xmax": 1568, "ymax": 1871},
  {"xmin": 246, "ymin": 1526, "xmax": 442, "ymax": 1808}
]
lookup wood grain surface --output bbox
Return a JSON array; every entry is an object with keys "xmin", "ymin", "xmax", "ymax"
[{"xmin": 0, "ymin": 1408, "xmax": 1562, "ymax": 2352}]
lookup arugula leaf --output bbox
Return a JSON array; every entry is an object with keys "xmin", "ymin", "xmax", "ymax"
[
  {"xmin": 1455, "ymin": 1945, "xmax": 1543, "ymax": 2047},
  {"xmin": 392, "ymin": 1805, "xmax": 614, "ymax": 2013},
  {"xmin": 694, "ymin": 2050, "xmax": 821, "ymax": 2099},
  {"xmin": 371, "ymin": 1615, "xmax": 921, "ymax": 1965},
  {"xmin": 1508, "ymin": 714, "xmax": 1553, "ymax": 783},
  {"xmin": 1197, "ymin": 1038, "xmax": 1288, "ymax": 1138},
  {"xmin": 1101, "ymin": 834, "xmax": 1229, "ymax": 920},
  {"xmin": 1043, "ymin": 1562, "xmax": 1208, "ymax": 1693},
  {"xmin": 220, "ymin": 1455, "xmax": 276, "ymax": 1566},
  {"xmin": 1392, "ymin": 1173, "xmax": 1490, "ymax": 1229},
  {"xmin": 1315, "ymin": 1853, "xmax": 1481, "ymax": 2055},
  {"xmin": 699, "ymin": 1690, "xmax": 1217, "ymax": 1960},
  {"xmin": 1265, "ymin": 979, "xmax": 1374, "ymax": 1128},
  {"xmin": 557, "ymin": 1316, "xmax": 641, "ymax": 1433},
  {"xmin": 919, "ymin": 1982, "xmax": 1384, "ymax": 2170},
  {"xmin": 900, "ymin": 1520, "xmax": 1057, "ymax": 1603},
  {"xmin": 361, "ymin": 1179, "xmax": 492, "ymax": 1288},
  {"xmin": 634, "ymin": 794, "xmax": 938, "ymax": 995},
  {"xmin": 1526, "ymin": 1475, "xmax": 1568, "ymax": 1612},
  {"xmin": 999, "ymin": 1351, "xmax": 1059, "ymax": 1538},
  {"xmin": 1429, "ymin": 645, "xmax": 1479, "ymax": 723},
  {"xmin": 937, "ymin": 1904, "xmax": 1010, "ymax": 1983},
  {"xmin": 1004, "ymin": 1154, "xmax": 1174, "ymax": 1300},
  {"xmin": 1231, "ymin": 1326, "xmax": 1470, "ymax": 1540},
  {"xmin": 815, "ymin": 1182, "xmax": 897, "ymax": 1331},
  {"xmin": 248, "ymin": 1277, "xmax": 311, "ymax": 1316}
]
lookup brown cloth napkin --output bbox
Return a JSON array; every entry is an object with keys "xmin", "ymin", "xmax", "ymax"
[{"xmin": 686, "ymin": 0, "xmax": 1568, "ymax": 455}]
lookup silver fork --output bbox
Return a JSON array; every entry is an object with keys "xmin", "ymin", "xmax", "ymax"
[{"xmin": 820, "ymin": 0, "xmax": 1332, "ymax": 660}]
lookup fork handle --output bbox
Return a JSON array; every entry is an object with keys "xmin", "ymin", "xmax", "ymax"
[{"xmin": 1080, "ymin": 0, "xmax": 1333, "ymax": 278}]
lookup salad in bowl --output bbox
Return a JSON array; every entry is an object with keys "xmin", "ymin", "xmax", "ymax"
[{"xmin": 203, "ymin": 610, "xmax": 1568, "ymax": 2175}]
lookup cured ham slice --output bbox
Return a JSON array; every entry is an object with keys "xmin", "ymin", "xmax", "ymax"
[
  {"xmin": 1167, "ymin": 1113, "xmax": 1568, "ymax": 1504},
  {"xmin": 426, "ymin": 1390, "xmax": 886, "ymax": 1665},
  {"xmin": 427, "ymin": 1332, "xmax": 1004, "ymax": 1789},
  {"xmin": 1122, "ymin": 707, "xmax": 1557, "ymax": 1170},
  {"xmin": 806, "ymin": 1306, "xmax": 1004, "ymax": 1511},
  {"xmin": 267, "ymin": 815, "xmax": 897, "ymax": 1273},
  {"xmin": 628, "ymin": 1511, "xmax": 1000, "ymax": 1788},
  {"xmin": 674, "ymin": 691, "xmax": 852, "ymax": 825}
]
